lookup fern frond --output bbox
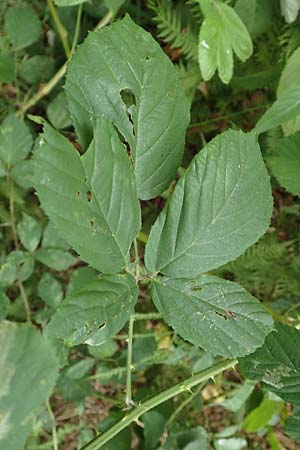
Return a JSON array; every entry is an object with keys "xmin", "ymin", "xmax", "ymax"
[
  {"xmin": 147, "ymin": 0, "xmax": 198, "ymax": 61},
  {"xmin": 216, "ymin": 236, "xmax": 300, "ymax": 301},
  {"xmin": 176, "ymin": 60, "xmax": 201, "ymax": 100}
]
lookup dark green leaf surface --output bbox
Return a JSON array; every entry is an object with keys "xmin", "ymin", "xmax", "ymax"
[
  {"xmin": 0, "ymin": 321, "xmax": 58, "ymax": 450},
  {"xmin": 151, "ymin": 276, "xmax": 273, "ymax": 357},
  {"xmin": 35, "ymin": 248, "xmax": 76, "ymax": 271},
  {"xmin": 46, "ymin": 273, "xmax": 137, "ymax": 350},
  {"xmin": 0, "ymin": 52, "xmax": 14, "ymax": 83},
  {"xmin": 34, "ymin": 120, "xmax": 140, "ymax": 274},
  {"xmin": 0, "ymin": 114, "xmax": 32, "ymax": 166},
  {"xmin": 4, "ymin": 4, "xmax": 41, "ymax": 49},
  {"xmin": 255, "ymin": 85, "xmax": 300, "ymax": 135},
  {"xmin": 267, "ymin": 132, "xmax": 300, "ymax": 195},
  {"xmin": 277, "ymin": 46, "xmax": 300, "ymax": 135},
  {"xmin": 285, "ymin": 415, "xmax": 300, "ymax": 440},
  {"xmin": 65, "ymin": 15, "xmax": 190, "ymax": 199},
  {"xmin": 240, "ymin": 322, "xmax": 300, "ymax": 403},
  {"xmin": 145, "ymin": 130, "xmax": 272, "ymax": 278}
]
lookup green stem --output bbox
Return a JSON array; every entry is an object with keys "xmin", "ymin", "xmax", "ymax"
[
  {"xmin": 80, "ymin": 359, "xmax": 238, "ymax": 450},
  {"xmin": 17, "ymin": 64, "xmax": 67, "ymax": 118},
  {"xmin": 47, "ymin": 0, "xmax": 71, "ymax": 58},
  {"xmin": 134, "ymin": 312, "xmax": 161, "ymax": 320},
  {"xmin": 71, "ymin": 3, "xmax": 83, "ymax": 55},
  {"xmin": 125, "ymin": 314, "xmax": 135, "ymax": 407},
  {"xmin": 188, "ymin": 104, "xmax": 268, "ymax": 129},
  {"xmin": 46, "ymin": 399, "xmax": 58, "ymax": 450},
  {"xmin": 164, "ymin": 382, "xmax": 205, "ymax": 430}
]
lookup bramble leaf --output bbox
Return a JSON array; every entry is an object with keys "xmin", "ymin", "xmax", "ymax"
[
  {"xmin": 0, "ymin": 321, "xmax": 58, "ymax": 450},
  {"xmin": 151, "ymin": 275, "xmax": 273, "ymax": 358},
  {"xmin": 198, "ymin": 0, "xmax": 253, "ymax": 84},
  {"xmin": 240, "ymin": 322, "xmax": 300, "ymax": 404},
  {"xmin": 65, "ymin": 15, "xmax": 190, "ymax": 200},
  {"xmin": 46, "ymin": 274, "xmax": 137, "ymax": 363},
  {"xmin": 267, "ymin": 132, "xmax": 300, "ymax": 195},
  {"xmin": 277, "ymin": 46, "xmax": 300, "ymax": 135},
  {"xmin": 145, "ymin": 130, "xmax": 272, "ymax": 278},
  {"xmin": 33, "ymin": 119, "xmax": 140, "ymax": 274},
  {"xmin": 255, "ymin": 85, "xmax": 300, "ymax": 135}
]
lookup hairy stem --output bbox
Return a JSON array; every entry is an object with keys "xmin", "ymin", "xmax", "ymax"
[
  {"xmin": 80, "ymin": 359, "xmax": 238, "ymax": 450},
  {"xmin": 47, "ymin": 0, "xmax": 71, "ymax": 58}
]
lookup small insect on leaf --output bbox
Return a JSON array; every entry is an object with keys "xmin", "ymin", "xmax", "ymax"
[{"xmin": 227, "ymin": 310, "xmax": 237, "ymax": 319}]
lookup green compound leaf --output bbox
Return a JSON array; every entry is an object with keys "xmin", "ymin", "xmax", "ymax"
[
  {"xmin": 4, "ymin": 4, "xmax": 41, "ymax": 50},
  {"xmin": 65, "ymin": 15, "xmax": 190, "ymax": 200},
  {"xmin": 151, "ymin": 276, "xmax": 273, "ymax": 358},
  {"xmin": 267, "ymin": 132, "xmax": 300, "ymax": 195},
  {"xmin": 33, "ymin": 119, "xmax": 140, "ymax": 274},
  {"xmin": 0, "ymin": 321, "xmax": 59, "ymax": 450},
  {"xmin": 239, "ymin": 322, "xmax": 300, "ymax": 404},
  {"xmin": 145, "ymin": 130, "xmax": 272, "ymax": 278},
  {"xmin": 255, "ymin": 85, "xmax": 300, "ymax": 135},
  {"xmin": 17, "ymin": 213, "xmax": 42, "ymax": 253},
  {"xmin": 0, "ymin": 114, "xmax": 32, "ymax": 166},
  {"xmin": 198, "ymin": 0, "xmax": 253, "ymax": 84},
  {"xmin": 277, "ymin": 46, "xmax": 300, "ymax": 135},
  {"xmin": 46, "ymin": 274, "xmax": 137, "ymax": 362}
]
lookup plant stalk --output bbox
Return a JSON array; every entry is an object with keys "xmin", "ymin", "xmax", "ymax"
[
  {"xmin": 80, "ymin": 359, "xmax": 238, "ymax": 450},
  {"xmin": 125, "ymin": 314, "xmax": 135, "ymax": 407},
  {"xmin": 71, "ymin": 3, "xmax": 83, "ymax": 55},
  {"xmin": 47, "ymin": 0, "xmax": 71, "ymax": 58}
]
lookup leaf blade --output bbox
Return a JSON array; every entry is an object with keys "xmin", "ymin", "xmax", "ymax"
[
  {"xmin": 65, "ymin": 15, "xmax": 190, "ymax": 200},
  {"xmin": 145, "ymin": 130, "xmax": 273, "ymax": 278},
  {"xmin": 33, "ymin": 119, "xmax": 140, "ymax": 274},
  {"xmin": 151, "ymin": 275, "xmax": 273, "ymax": 358}
]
